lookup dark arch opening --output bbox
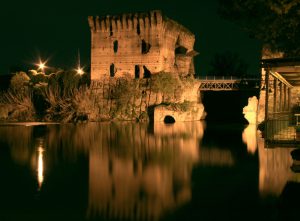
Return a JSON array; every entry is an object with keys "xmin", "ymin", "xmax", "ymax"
[
  {"xmin": 113, "ymin": 40, "xmax": 118, "ymax": 53},
  {"xmin": 175, "ymin": 46, "xmax": 188, "ymax": 55},
  {"xmin": 110, "ymin": 64, "xmax": 115, "ymax": 77},
  {"xmin": 164, "ymin": 115, "xmax": 175, "ymax": 124}
]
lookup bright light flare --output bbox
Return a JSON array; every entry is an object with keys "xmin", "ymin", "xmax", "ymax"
[
  {"xmin": 39, "ymin": 62, "xmax": 45, "ymax": 70},
  {"xmin": 76, "ymin": 67, "xmax": 84, "ymax": 75},
  {"xmin": 36, "ymin": 60, "xmax": 47, "ymax": 71}
]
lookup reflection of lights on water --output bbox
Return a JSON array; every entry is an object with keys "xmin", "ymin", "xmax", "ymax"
[
  {"xmin": 242, "ymin": 125, "xmax": 257, "ymax": 154},
  {"xmin": 37, "ymin": 146, "xmax": 45, "ymax": 190}
]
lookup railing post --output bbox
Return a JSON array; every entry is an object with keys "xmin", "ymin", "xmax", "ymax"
[
  {"xmin": 265, "ymin": 68, "xmax": 270, "ymax": 121},
  {"xmin": 279, "ymin": 82, "xmax": 283, "ymax": 112},
  {"xmin": 288, "ymin": 88, "xmax": 291, "ymax": 111},
  {"xmin": 283, "ymin": 84, "xmax": 287, "ymax": 111},
  {"xmin": 273, "ymin": 78, "xmax": 277, "ymax": 113}
]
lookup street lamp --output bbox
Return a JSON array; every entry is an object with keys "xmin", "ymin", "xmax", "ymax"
[
  {"xmin": 39, "ymin": 62, "xmax": 45, "ymax": 70},
  {"xmin": 76, "ymin": 67, "xmax": 84, "ymax": 75},
  {"xmin": 37, "ymin": 60, "xmax": 46, "ymax": 72}
]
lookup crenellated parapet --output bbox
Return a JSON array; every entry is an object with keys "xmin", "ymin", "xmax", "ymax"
[
  {"xmin": 88, "ymin": 10, "xmax": 163, "ymax": 32},
  {"xmin": 89, "ymin": 10, "xmax": 198, "ymax": 80}
]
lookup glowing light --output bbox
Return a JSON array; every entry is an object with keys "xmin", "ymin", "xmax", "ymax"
[
  {"xmin": 37, "ymin": 146, "xmax": 45, "ymax": 190},
  {"xmin": 39, "ymin": 63, "xmax": 45, "ymax": 70},
  {"xmin": 76, "ymin": 67, "xmax": 84, "ymax": 75},
  {"xmin": 37, "ymin": 60, "xmax": 47, "ymax": 71}
]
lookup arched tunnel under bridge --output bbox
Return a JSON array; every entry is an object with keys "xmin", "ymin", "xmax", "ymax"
[{"xmin": 201, "ymin": 90, "xmax": 259, "ymax": 123}]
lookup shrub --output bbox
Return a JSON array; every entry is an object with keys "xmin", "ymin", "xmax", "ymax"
[
  {"xmin": 170, "ymin": 100, "xmax": 193, "ymax": 112},
  {"xmin": 43, "ymin": 86, "xmax": 97, "ymax": 122},
  {"xmin": 10, "ymin": 72, "xmax": 30, "ymax": 92},
  {"xmin": 150, "ymin": 72, "xmax": 182, "ymax": 95},
  {"xmin": 0, "ymin": 89, "xmax": 35, "ymax": 121}
]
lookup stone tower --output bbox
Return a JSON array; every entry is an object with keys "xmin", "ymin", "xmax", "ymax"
[{"xmin": 88, "ymin": 10, "xmax": 198, "ymax": 80}]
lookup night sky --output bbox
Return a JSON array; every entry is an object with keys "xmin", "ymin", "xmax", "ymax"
[{"xmin": 0, "ymin": 0, "xmax": 261, "ymax": 76}]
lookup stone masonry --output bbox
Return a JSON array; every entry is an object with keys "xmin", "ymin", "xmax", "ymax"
[{"xmin": 88, "ymin": 10, "xmax": 198, "ymax": 80}]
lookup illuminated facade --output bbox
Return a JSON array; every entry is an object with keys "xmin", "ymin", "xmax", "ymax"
[{"xmin": 88, "ymin": 10, "xmax": 197, "ymax": 80}]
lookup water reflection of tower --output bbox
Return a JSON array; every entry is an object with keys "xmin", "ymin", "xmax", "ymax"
[{"xmin": 87, "ymin": 122, "xmax": 204, "ymax": 221}]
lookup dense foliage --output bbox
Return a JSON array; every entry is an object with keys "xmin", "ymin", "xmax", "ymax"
[
  {"xmin": 0, "ymin": 70, "xmax": 89, "ymax": 122},
  {"xmin": 0, "ymin": 71, "xmax": 198, "ymax": 122},
  {"xmin": 218, "ymin": 0, "xmax": 300, "ymax": 56}
]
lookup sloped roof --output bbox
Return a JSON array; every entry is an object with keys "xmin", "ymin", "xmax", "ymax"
[{"xmin": 262, "ymin": 58, "xmax": 300, "ymax": 87}]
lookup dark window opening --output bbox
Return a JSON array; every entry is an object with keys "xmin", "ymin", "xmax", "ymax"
[
  {"xmin": 175, "ymin": 46, "xmax": 188, "ymax": 55},
  {"xmin": 113, "ymin": 40, "xmax": 118, "ymax": 53},
  {"xmin": 110, "ymin": 63, "xmax": 115, "ymax": 77},
  {"xmin": 135, "ymin": 65, "xmax": 140, "ymax": 79},
  {"xmin": 143, "ymin": 66, "xmax": 151, "ymax": 78},
  {"xmin": 141, "ymin": 40, "xmax": 151, "ymax": 54},
  {"xmin": 164, "ymin": 116, "xmax": 175, "ymax": 124},
  {"xmin": 137, "ymin": 23, "xmax": 141, "ymax": 35},
  {"xmin": 110, "ymin": 23, "xmax": 113, "ymax": 36}
]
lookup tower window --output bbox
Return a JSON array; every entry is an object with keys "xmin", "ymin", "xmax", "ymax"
[
  {"xmin": 143, "ymin": 66, "xmax": 151, "ymax": 78},
  {"xmin": 110, "ymin": 64, "xmax": 115, "ymax": 77},
  {"xmin": 141, "ymin": 40, "xmax": 151, "ymax": 54},
  {"xmin": 113, "ymin": 40, "xmax": 118, "ymax": 53},
  {"xmin": 135, "ymin": 65, "xmax": 140, "ymax": 79},
  {"xmin": 110, "ymin": 23, "xmax": 113, "ymax": 36},
  {"xmin": 137, "ymin": 23, "xmax": 141, "ymax": 35}
]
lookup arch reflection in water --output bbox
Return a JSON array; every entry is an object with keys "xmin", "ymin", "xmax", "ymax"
[
  {"xmin": 242, "ymin": 124, "xmax": 257, "ymax": 155},
  {"xmin": 87, "ymin": 122, "xmax": 205, "ymax": 221}
]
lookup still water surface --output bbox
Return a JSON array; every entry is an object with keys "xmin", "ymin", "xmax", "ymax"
[{"xmin": 0, "ymin": 122, "xmax": 299, "ymax": 221}]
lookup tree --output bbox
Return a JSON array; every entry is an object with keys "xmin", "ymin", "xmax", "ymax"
[
  {"xmin": 209, "ymin": 51, "xmax": 249, "ymax": 76},
  {"xmin": 218, "ymin": 0, "xmax": 300, "ymax": 56}
]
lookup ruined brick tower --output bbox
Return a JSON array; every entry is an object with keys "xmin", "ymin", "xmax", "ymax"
[{"xmin": 88, "ymin": 10, "xmax": 198, "ymax": 80}]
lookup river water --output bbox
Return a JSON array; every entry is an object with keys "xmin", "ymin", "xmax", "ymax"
[{"xmin": 0, "ymin": 122, "xmax": 299, "ymax": 221}]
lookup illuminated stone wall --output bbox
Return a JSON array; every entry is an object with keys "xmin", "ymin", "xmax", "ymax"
[
  {"xmin": 88, "ymin": 77, "xmax": 205, "ymax": 122},
  {"xmin": 88, "ymin": 10, "xmax": 197, "ymax": 80}
]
